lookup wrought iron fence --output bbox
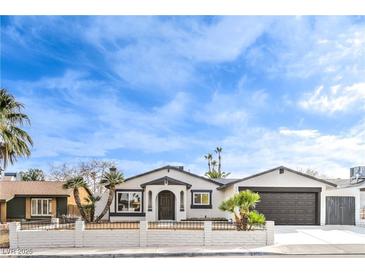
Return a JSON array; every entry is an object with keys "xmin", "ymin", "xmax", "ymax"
[
  {"xmin": 212, "ymin": 221, "xmax": 265, "ymax": 231},
  {"xmin": 20, "ymin": 218, "xmax": 75, "ymax": 230},
  {"xmin": 148, "ymin": 221, "xmax": 204, "ymax": 230},
  {"xmin": 85, "ymin": 221, "xmax": 140, "ymax": 230}
]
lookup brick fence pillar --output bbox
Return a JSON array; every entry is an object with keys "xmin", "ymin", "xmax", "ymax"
[
  {"xmin": 74, "ymin": 220, "xmax": 84, "ymax": 247},
  {"xmin": 9, "ymin": 222, "xmax": 20, "ymax": 249},
  {"xmin": 204, "ymin": 221, "xmax": 212, "ymax": 246},
  {"xmin": 139, "ymin": 221, "xmax": 148, "ymax": 247},
  {"xmin": 265, "ymin": 221, "xmax": 275, "ymax": 245}
]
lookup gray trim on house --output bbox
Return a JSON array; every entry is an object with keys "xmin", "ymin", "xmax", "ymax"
[
  {"xmin": 140, "ymin": 176, "xmax": 192, "ymax": 189},
  {"xmin": 217, "ymin": 166, "xmax": 338, "ymax": 189},
  {"xmin": 125, "ymin": 165, "xmax": 223, "ymax": 186}
]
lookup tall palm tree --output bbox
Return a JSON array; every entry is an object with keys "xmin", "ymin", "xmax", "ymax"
[
  {"xmin": 204, "ymin": 153, "xmax": 213, "ymax": 172},
  {"xmin": 63, "ymin": 176, "xmax": 89, "ymax": 221},
  {"xmin": 0, "ymin": 88, "xmax": 33, "ymax": 172},
  {"xmin": 215, "ymin": 147, "xmax": 223, "ymax": 174},
  {"xmin": 94, "ymin": 167, "xmax": 124, "ymax": 222}
]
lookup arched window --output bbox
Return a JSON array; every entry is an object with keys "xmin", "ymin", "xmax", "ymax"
[
  {"xmin": 148, "ymin": 191, "xmax": 152, "ymax": 211},
  {"xmin": 180, "ymin": 191, "xmax": 184, "ymax": 212}
]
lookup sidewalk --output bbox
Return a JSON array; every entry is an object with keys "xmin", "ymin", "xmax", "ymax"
[{"xmin": 2, "ymin": 244, "xmax": 365, "ymax": 257}]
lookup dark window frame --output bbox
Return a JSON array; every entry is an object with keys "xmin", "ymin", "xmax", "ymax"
[
  {"xmin": 180, "ymin": 191, "xmax": 184, "ymax": 212},
  {"xmin": 190, "ymin": 190, "xmax": 212, "ymax": 209},
  {"xmin": 114, "ymin": 189, "xmax": 144, "ymax": 216}
]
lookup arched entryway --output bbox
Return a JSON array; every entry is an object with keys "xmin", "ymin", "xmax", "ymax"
[{"xmin": 158, "ymin": 190, "xmax": 175, "ymax": 220}]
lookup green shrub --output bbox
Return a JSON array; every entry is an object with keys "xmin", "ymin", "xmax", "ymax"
[{"xmin": 247, "ymin": 210, "xmax": 266, "ymax": 230}]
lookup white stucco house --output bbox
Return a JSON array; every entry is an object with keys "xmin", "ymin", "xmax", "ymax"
[{"xmin": 96, "ymin": 165, "xmax": 365, "ymax": 226}]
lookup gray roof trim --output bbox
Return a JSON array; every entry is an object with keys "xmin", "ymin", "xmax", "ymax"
[
  {"xmin": 125, "ymin": 165, "xmax": 223, "ymax": 186},
  {"xmin": 140, "ymin": 176, "xmax": 192, "ymax": 189},
  {"xmin": 217, "ymin": 166, "xmax": 338, "ymax": 189}
]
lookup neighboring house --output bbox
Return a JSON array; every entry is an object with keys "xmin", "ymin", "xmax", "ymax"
[
  {"xmin": 0, "ymin": 181, "xmax": 91, "ymax": 223},
  {"xmin": 96, "ymin": 165, "xmax": 365, "ymax": 226}
]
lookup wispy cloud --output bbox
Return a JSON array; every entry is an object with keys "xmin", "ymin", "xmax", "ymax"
[
  {"xmin": 299, "ymin": 83, "xmax": 365, "ymax": 113},
  {"xmin": 3, "ymin": 16, "xmax": 365, "ymax": 178}
]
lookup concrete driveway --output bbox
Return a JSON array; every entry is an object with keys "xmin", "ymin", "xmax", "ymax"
[
  {"xmin": 253, "ymin": 225, "xmax": 365, "ymax": 255},
  {"xmin": 275, "ymin": 225, "xmax": 365, "ymax": 245}
]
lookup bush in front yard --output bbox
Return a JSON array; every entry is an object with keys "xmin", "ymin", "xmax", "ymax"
[
  {"xmin": 247, "ymin": 210, "xmax": 265, "ymax": 230},
  {"xmin": 219, "ymin": 190, "xmax": 265, "ymax": 231}
]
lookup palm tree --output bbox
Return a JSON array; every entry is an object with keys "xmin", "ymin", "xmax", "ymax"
[
  {"xmin": 83, "ymin": 195, "xmax": 101, "ymax": 222},
  {"xmin": 204, "ymin": 153, "xmax": 213, "ymax": 172},
  {"xmin": 211, "ymin": 160, "xmax": 217, "ymax": 171},
  {"xmin": 94, "ymin": 167, "xmax": 124, "ymax": 222},
  {"xmin": 219, "ymin": 190, "xmax": 262, "ymax": 230},
  {"xmin": 215, "ymin": 147, "xmax": 223, "ymax": 174},
  {"xmin": 63, "ymin": 176, "xmax": 89, "ymax": 221},
  {"xmin": 0, "ymin": 88, "xmax": 33, "ymax": 172}
]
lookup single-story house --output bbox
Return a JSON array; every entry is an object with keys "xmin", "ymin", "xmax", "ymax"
[
  {"xmin": 0, "ymin": 181, "xmax": 91, "ymax": 223},
  {"xmin": 97, "ymin": 165, "xmax": 365, "ymax": 226}
]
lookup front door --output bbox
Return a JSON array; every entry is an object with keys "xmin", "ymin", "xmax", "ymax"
[{"xmin": 158, "ymin": 191, "xmax": 175, "ymax": 220}]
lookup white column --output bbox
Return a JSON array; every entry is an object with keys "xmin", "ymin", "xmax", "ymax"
[
  {"xmin": 204, "ymin": 221, "xmax": 212, "ymax": 246},
  {"xmin": 51, "ymin": 217, "xmax": 59, "ymax": 229},
  {"xmin": 265, "ymin": 221, "xmax": 275, "ymax": 245},
  {"xmin": 74, "ymin": 220, "xmax": 84, "ymax": 247},
  {"xmin": 139, "ymin": 221, "xmax": 148, "ymax": 247},
  {"xmin": 9, "ymin": 222, "xmax": 20, "ymax": 249}
]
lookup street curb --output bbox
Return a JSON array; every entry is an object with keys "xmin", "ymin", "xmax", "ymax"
[
  {"xmin": 0, "ymin": 251, "xmax": 279, "ymax": 258},
  {"xmin": 3, "ymin": 251, "xmax": 365, "ymax": 258}
]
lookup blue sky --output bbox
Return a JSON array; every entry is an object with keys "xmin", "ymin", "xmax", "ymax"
[{"xmin": 1, "ymin": 16, "xmax": 365, "ymax": 178}]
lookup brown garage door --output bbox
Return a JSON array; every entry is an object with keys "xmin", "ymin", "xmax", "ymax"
[{"xmin": 239, "ymin": 187, "xmax": 320, "ymax": 225}]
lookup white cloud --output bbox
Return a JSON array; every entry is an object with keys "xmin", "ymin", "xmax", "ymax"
[
  {"xmin": 220, "ymin": 122, "xmax": 365, "ymax": 178},
  {"xmin": 83, "ymin": 17, "xmax": 271, "ymax": 90},
  {"xmin": 279, "ymin": 128, "xmax": 320, "ymax": 138},
  {"xmin": 193, "ymin": 90, "xmax": 248, "ymax": 127},
  {"xmin": 8, "ymin": 71, "xmax": 203, "ymax": 160},
  {"xmin": 299, "ymin": 83, "xmax": 365, "ymax": 113}
]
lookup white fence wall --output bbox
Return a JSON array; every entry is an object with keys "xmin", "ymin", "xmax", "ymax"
[
  {"xmin": 83, "ymin": 230, "xmax": 140, "ymax": 247},
  {"xmin": 9, "ymin": 220, "xmax": 274, "ymax": 249},
  {"xmin": 147, "ymin": 230, "xmax": 205, "ymax": 246}
]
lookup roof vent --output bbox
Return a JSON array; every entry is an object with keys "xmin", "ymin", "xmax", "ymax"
[
  {"xmin": 177, "ymin": 166, "xmax": 184, "ymax": 171},
  {"xmin": 350, "ymin": 166, "xmax": 365, "ymax": 184},
  {"xmin": 279, "ymin": 168, "xmax": 284, "ymax": 174}
]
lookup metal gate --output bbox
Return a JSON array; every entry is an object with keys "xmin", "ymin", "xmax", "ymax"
[{"xmin": 326, "ymin": 196, "xmax": 355, "ymax": 225}]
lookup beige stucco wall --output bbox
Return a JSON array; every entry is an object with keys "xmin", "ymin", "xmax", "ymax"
[
  {"xmin": 25, "ymin": 198, "xmax": 31, "ymax": 219},
  {"xmin": 0, "ymin": 202, "xmax": 6, "ymax": 223}
]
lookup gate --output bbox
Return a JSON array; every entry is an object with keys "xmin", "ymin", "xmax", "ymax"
[{"xmin": 326, "ymin": 196, "xmax": 355, "ymax": 225}]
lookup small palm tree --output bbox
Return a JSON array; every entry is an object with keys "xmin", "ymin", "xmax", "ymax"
[
  {"xmin": 219, "ymin": 190, "xmax": 262, "ymax": 230},
  {"xmin": 63, "ymin": 176, "xmax": 89, "ymax": 221},
  {"xmin": 94, "ymin": 167, "xmax": 124, "ymax": 222},
  {"xmin": 83, "ymin": 195, "xmax": 101, "ymax": 222},
  {"xmin": 0, "ymin": 88, "xmax": 33, "ymax": 171}
]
